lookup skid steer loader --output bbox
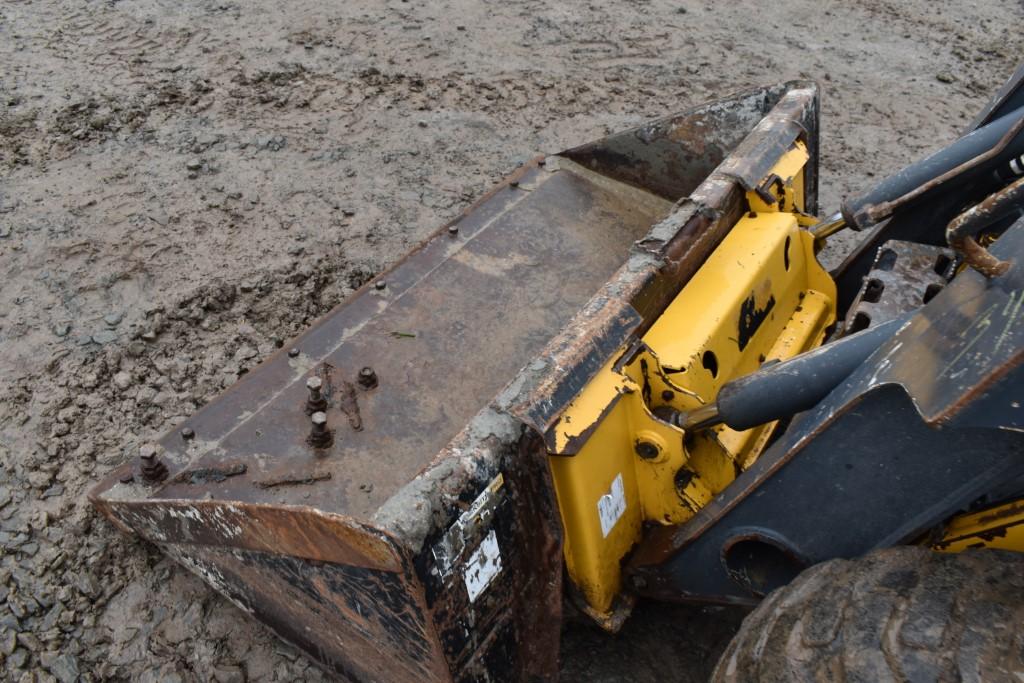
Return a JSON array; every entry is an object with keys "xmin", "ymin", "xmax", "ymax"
[{"xmin": 92, "ymin": 62, "xmax": 1024, "ymax": 681}]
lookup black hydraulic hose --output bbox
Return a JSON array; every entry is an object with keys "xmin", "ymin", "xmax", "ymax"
[{"xmin": 679, "ymin": 315, "xmax": 909, "ymax": 432}]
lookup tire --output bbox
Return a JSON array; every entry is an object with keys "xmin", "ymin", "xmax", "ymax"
[{"xmin": 712, "ymin": 546, "xmax": 1024, "ymax": 683}]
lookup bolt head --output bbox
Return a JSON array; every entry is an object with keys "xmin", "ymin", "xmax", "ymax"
[
  {"xmin": 375, "ymin": 280, "xmax": 387, "ymax": 290},
  {"xmin": 311, "ymin": 411, "xmax": 327, "ymax": 426},
  {"xmin": 288, "ymin": 348, "xmax": 300, "ymax": 358},
  {"xmin": 306, "ymin": 376, "xmax": 323, "ymax": 391},
  {"xmin": 447, "ymin": 225, "xmax": 459, "ymax": 236},
  {"xmin": 357, "ymin": 366, "xmax": 378, "ymax": 389},
  {"xmin": 139, "ymin": 444, "xmax": 158, "ymax": 460},
  {"xmin": 180, "ymin": 427, "xmax": 195, "ymax": 440}
]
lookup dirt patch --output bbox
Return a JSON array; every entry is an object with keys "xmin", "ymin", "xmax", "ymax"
[{"xmin": 1, "ymin": 0, "xmax": 1022, "ymax": 681}]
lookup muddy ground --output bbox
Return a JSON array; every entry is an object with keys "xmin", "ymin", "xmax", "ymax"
[{"xmin": 1, "ymin": 0, "xmax": 1022, "ymax": 681}]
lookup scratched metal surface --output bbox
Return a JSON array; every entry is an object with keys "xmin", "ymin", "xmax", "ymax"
[
  {"xmin": 842, "ymin": 239, "xmax": 955, "ymax": 333},
  {"xmin": 561, "ymin": 82, "xmax": 802, "ymax": 203},
  {"xmin": 91, "ymin": 85, "xmax": 819, "ymax": 521},
  {"xmin": 99, "ymin": 159, "xmax": 671, "ymax": 519},
  {"xmin": 875, "ymin": 217, "xmax": 1024, "ymax": 427},
  {"xmin": 89, "ymin": 82, "xmax": 822, "ymax": 681},
  {"xmin": 166, "ymin": 543, "xmax": 444, "ymax": 683}
]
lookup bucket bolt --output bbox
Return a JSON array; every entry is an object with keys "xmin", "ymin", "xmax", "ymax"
[
  {"xmin": 139, "ymin": 444, "xmax": 168, "ymax": 484},
  {"xmin": 358, "ymin": 366, "xmax": 378, "ymax": 390},
  {"xmin": 309, "ymin": 411, "xmax": 333, "ymax": 448},
  {"xmin": 306, "ymin": 376, "xmax": 327, "ymax": 412}
]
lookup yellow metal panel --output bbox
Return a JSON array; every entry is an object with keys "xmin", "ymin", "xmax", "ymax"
[
  {"xmin": 933, "ymin": 498, "xmax": 1024, "ymax": 553},
  {"xmin": 549, "ymin": 398, "xmax": 643, "ymax": 614},
  {"xmin": 644, "ymin": 215, "xmax": 831, "ymax": 399},
  {"xmin": 746, "ymin": 142, "xmax": 808, "ymax": 213},
  {"xmin": 548, "ymin": 143, "xmax": 837, "ymax": 621}
]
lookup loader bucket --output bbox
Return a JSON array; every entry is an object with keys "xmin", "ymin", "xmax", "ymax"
[{"xmin": 91, "ymin": 81, "xmax": 820, "ymax": 682}]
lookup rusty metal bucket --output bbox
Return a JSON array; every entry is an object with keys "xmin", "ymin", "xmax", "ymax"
[{"xmin": 91, "ymin": 81, "xmax": 820, "ymax": 682}]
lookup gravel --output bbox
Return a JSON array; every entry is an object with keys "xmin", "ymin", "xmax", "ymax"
[{"xmin": 1, "ymin": 0, "xmax": 1021, "ymax": 681}]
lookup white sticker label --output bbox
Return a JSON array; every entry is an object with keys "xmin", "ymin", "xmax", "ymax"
[
  {"xmin": 463, "ymin": 530, "xmax": 502, "ymax": 603},
  {"xmin": 598, "ymin": 473, "xmax": 626, "ymax": 538}
]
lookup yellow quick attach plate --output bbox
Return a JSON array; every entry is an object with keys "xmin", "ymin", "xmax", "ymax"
[
  {"xmin": 548, "ymin": 142, "xmax": 837, "ymax": 621},
  {"xmin": 933, "ymin": 498, "xmax": 1024, "ymax": 553}
]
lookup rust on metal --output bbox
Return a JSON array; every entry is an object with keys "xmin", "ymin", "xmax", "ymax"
[
  {"xmin": 335, "ymin": 379, "xmax": 363, "ymax": 431},
  {"xmin": 138, "ymin": 444, "xmax": 168, "ymax": 484},
  {"xmin": 358, "ymin": 366, "xmax": 379, "ymax": 389},
  {"xmin": 253, "ymin": 471, "xmax": 332, "ymax": 488},
  {"xmin": 945, "ymin": 175, "xmax": 1022, "ymax": 277},
  {"xmin": 92, "ymin": 497, "xmax": 407, "ymax": 569},
  {"xmin": 171, "ymin": 462, "xmax": 247, "ymax": 485},
  {"xmin": 91, "ymin": 81, "xmax": 823, "ymax": 681},
  {"xmin": 308, "ymin": 410, "xmax": 333, "ymax": 448},
  {"xmin": 506, "ymin": 87, "xmax": 820, "ymax": 448},
  {"xmin": 165, "ymin": 543, "xmax": 445, "ymax": 683},
  {"xmin": 714, "ymin": 89, "xmax": 814, "ymax": 192},
  {"xmin": 97, "ymin": 156, "xmax": 671, "ymax": 521},
  {"xmin": 305, "ymin": 375, "xmax": 327, "ymax": 413},
  {"xmin": 563, "ymin": 84, "xmax": 790, "ymax": 200},
  {"xmin": 842, "ymin": 240, "xmax": 954, "ymax": 335},
  {"xmin": 956, "ymin": 236, "xmax": 1011, "ymax": 278}
]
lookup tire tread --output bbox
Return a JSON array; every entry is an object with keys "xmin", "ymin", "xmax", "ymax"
[{"xmin": 712, "ymin": 547, "xmax": 1024, "ymax": 683}]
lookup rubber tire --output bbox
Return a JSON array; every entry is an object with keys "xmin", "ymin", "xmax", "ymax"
[{"xmin": 712, "ymin": 547, "xmax": 1024, "ymax": 683}]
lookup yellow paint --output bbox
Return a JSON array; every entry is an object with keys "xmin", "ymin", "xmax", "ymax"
[
  {"xmin": 549, "ymin": 392, "xmax": 643, "ymax": 614},
  {"xmin": 746, "ymin": 142, "xmax": 808, "ymax": 214},
  {"xmin": 548, "ymin": 141, "xmax": 838, "ymax": 620},
  {"xmin": 933, "ymin": 498, "xmax": 1024, "ymax": 553},
  {"xmin": 720, "ymin": 288, "xmax": 832, "ymax": 469}
]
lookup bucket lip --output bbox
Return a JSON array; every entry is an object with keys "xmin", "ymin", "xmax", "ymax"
[{"xmin": 91, "ymin": 494, "xmax": 408, "ymax": 570}]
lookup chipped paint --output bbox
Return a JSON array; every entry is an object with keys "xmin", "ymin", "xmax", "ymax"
[
  {"xmin": 90, "ymin": 81, "xmax": 825, "ymax": 679},
  {"xmin": 597, "ymin": 474, "xmax": 626, "ymax": 538},
  {"xmin": 463, "ymin": 530, "xmax": 502, "ymax": 602},
  {"xmin": 166, "ymin": 545, "xmax": 256, "ymax": 616}
]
